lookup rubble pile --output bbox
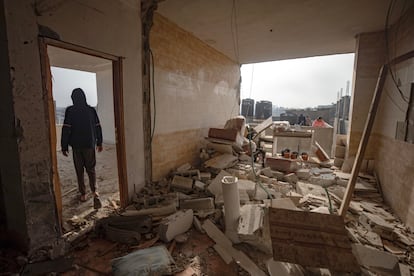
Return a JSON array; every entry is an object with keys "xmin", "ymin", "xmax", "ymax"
[{"xmin": 98, "ymin": 116, "xmax": 414, "ymax": 275}]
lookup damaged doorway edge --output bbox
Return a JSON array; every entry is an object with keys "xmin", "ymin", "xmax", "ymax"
[{"xmin": 39, "ymin": 37, "xmax": 129, "ymax": 230}]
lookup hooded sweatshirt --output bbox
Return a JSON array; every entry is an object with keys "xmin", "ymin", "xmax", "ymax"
[{"xmin": 61, "ymin": 88, "xmax": 103, "ymax": 151}]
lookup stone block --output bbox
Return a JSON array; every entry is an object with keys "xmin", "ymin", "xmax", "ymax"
[
  {"xmin": 309, "ymin": 174, "xmax": 336, "ymax": 187},
  {"xmin": 194, "ymin": 180, "xmax": 206, "ymax": 190},
  {"xmin": 159, "ymin": 209, "xmax": 194, "ymax": 242},
  {"xmin": 260, "ymin": 167, "xmax": 273, "ymax": 178},
  {"xmin": 334, "ymin": 157, "xmax": 344, "ymax": 168},
  {"xmin": 295, "ymin": 168, "xmax": 311, "ymax": 180},
  {"xmin": 283, "ymin": 173, "xmax": 298, "ymax": 184},
  {"xmin": 171, "ymin": 175, "xmax": 193, "ymax": 191},
  {"xmin": 200, "ymin": 172, "xmax": 211, "ymax": 182}
]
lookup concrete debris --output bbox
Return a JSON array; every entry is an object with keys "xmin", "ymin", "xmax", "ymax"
[
  {"xmin": 283, "ymin": 172, "xmax": 298, "ymax": 184},
  {"xmin": 112, "ymin": 246, "xmax": 174, "ymax": 276},
  {"xmin": 171, "ymin": 175, "xmax": 194, "ymax": 191},
  {"xmin": 352, "ymin": 244, "xmax": 399, "ymax": 273},
  {"xmin": 237, "ymin": 204, "xmax": 264, "ymax": 235},
  {"xmin": 204, "ymin": 153, "xmax": 238, "ymax": 170},
  {"xmin": 207, "ymin": 170, "xmax": 231, "ymax": 198},
  {"xmin": 295, "ymin": 168, "xmax": 311, "ymax": 180},
  {"xmin": 193, "ymin": 180, "xmax": 206, "ymax": 191},
  {"xmin": 159, "ymin": 209, "xmax": 194, "ymax": 242},
  {"xmin": 266, "ymin": 259, "xmax": 305, "ymax": 276},
  {"xmin": 271, "ymin": 198, "xmax": 299, "ymax": 210},
  {"xmin": 265, "ymin": 157, "xmax": 299, "ymax": 172},
  {"xmin": 199, "ymin": 172, "xmax": 211, "ymax": 182},
  {"xmin": 176, "ymin": 163, "xmax": 192, "ymax": 173},
  {"xmin": 180, "ymin": 197, "xmax": 214, "ymax": 211},
  {"xmin": 309, "ymin": 173, "xmax": 336, "ymax": 187}
]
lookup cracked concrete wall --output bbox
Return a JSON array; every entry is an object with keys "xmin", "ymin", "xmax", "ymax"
[
  {"xmin": 2, "ymin": 0, "xmax": 60, "ymax": 252},
  {"xmin": 348, "ymin": 6, "xmax": 414, "ymax": 228},
  {"xmin": 2, "ymin": 0, "xmax": 144, "ymax": 251},
  {"xmin": 150, "ymin": 13, "xmax": 241, "ymax": 180}
]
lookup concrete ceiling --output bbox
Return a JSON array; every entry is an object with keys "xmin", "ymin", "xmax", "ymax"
[
  {"xmin": 157, "ymin": 0, "xmax": 409, "ymax": 64},
  {"xmin": 47, "ymin": 46, "xmax": 112, "ymax": 72}
]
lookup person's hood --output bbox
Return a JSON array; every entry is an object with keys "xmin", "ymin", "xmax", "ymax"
[{"xmin": 71, "ymin": 88, "xmax": 88, "ymax": 106}]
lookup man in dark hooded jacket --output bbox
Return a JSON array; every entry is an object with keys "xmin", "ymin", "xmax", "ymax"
[{"xmin": 61, "ymin": 88, "xmax": 103, "ymax": 208}]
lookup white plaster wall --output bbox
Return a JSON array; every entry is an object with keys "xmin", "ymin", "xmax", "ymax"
[
  {"xmin": 96, "ymin": 69, "xmax": 116, "ymax": 144},
  {"xmin": 37, "ymin": 0, "xmax": 144, "ymax": 196},
  {"xmin": 154, "ymin": 68, "xmax": 239, "ymax": 134}
]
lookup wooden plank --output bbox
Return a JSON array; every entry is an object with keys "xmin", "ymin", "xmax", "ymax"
[
  {"xmin": 339, "ymin": 65, "xmax": 388, "ymax": 218},
  {"xmin": 269, "ymin": 208, "xmax": 360, "ymax": 272},
  {"xmin": 39, "ymin": 38, "xmax": 62, "ymax": 231}
]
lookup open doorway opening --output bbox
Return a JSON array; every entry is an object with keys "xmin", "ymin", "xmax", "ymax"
[{"xmin": 39, "ymin": 38, "xmax": 128, "ymax": 234}]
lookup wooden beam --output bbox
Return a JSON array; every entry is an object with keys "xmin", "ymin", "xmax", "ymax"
[{"xmin": 339, "ymin": 65, "xmax": 388, "ymax": 218}]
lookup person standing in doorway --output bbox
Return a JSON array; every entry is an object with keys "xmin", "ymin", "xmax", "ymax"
[{"xmin": 61, "ymin": 88, "xmax": 103, "ymax": 209}]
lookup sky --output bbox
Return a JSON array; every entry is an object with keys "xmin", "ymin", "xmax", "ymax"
[
  {"xmin": 51, "ymin": 66, "xmax": 98, "ymax": 107},
  {"xmin": 240, "ymin": 53, "xmax": 355, "ymax": 109}
]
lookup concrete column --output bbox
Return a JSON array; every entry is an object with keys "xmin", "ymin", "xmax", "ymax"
[
  {"xmin": 222, "ymin": 176, "xmax": 240, "ymax": 243},
  {"xmin": 348, "ymin": 31, "xmax": 386, "ymax": 158}
]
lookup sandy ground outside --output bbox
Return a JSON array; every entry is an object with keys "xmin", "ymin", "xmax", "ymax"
[{"xmin": 57, "ymin": 143, "xmax": 119, "ymax": 231}]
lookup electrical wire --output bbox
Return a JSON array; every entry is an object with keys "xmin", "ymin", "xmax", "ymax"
[{"xmin": 149, "ymin": 48, "xmax": 156, "ymax": 142}]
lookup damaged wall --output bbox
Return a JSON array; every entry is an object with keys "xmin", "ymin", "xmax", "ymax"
[
  {"xmin": 349, "ymin": 6, "xmax": 414, "ymax": 228},
  {"xmin": 372, "ymin": 5, "xmax": 414, "ymax": 229},
  {"xmin": 1, "ymin": 0, "xmax": 144, "ymax": 252},
  {"xmin": 150, "ymin": 13, "xmax": 240, "ymax": 180}
]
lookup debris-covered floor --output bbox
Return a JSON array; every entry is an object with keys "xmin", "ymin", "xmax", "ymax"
[{"xmin": 1, "ymin": 117, "xmax": 414, "ymax": 275}]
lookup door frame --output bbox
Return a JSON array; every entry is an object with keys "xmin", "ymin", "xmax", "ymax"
[{"xmin": 39, "ymin": 37, "xmax": 129, "ymax": 228}]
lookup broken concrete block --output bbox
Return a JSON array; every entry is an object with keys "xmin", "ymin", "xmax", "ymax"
[
  {"xmin": 283, "ymin": 173, "xmax": 298, "ymax": 184},
  {"xmin": 194, "ymin": 180, "xmax": 206, "ymax": 191},
  {"xmin": 238, "ymin": 204, "xmax": 264, "ymax": 235},
  {"xmin": 176, "ymin": 163, "xmax": 192, "ymax": 172},
  {"xmin": 159, "ymin": 209, "xmax": 193, "ymax": 242},
  {"xmin": 204, "ymin": 153, "xmax": 238, "ymax": 170},
  {"xmin": 236, "ymin": 179, "xmax": 256, "ymax": 197},
  {"xmin": 285, "ymin": 191, "xmax": 303, "ymax": 206},
  {"xmin": 200, "ymin": 172, "xmax": 211, "ymax": 182},
  {"xmin": 112, "ymin": 245, "xmax": 174, "ymax": 276},
  {"xmin": 175, "ymin": 169, "xmax": 201, "ymax": 180},
  {"xmin": 207, "ymin": 170, "xmax": 231, "ymax": 197},
  {"xmin": 295, "ymin": 168, "xmax": 311, "ymax": 180},
  {"xmin": 309, "ymin": 174, "xmax": 336, "ymax": 187},
  {"xmin": 260, "ymin": 167, "xmax": 273, "ymax": 178},
  {"xmin": 171, "ymin": 175, "xmax": 193, "ymax": 191},
  {"xmin": 359, "ymin": 211, "xmax": 395, "ymax": 236},
  {"xmin": 352, "ymin": 244, "xmax": 398, "ymax": 273},
  {"xmin": 193, "ymin": 216, "xmax": 205, "ymax": 234},
  {"xmin": 272, "ymin": 170, "xmax": 285, "ymax": 180},
  {"xmin": 208, "ymin": 142, "xmax": 234, "ymax": 154},
  {"xmin": 180, "ymin": 197, "xmax": 214, "ymax": 211},
  {"xmin": 266, "ymin": 259, "xmax": 305, "ymax": 276}
]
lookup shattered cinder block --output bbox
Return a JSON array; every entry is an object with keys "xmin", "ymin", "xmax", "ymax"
[
  {"xmin": 159, "ymin": 209, "xmax": 194, "ymax": 242},
  {"xmin": 171, "ymin": 175, "xmax": 193, "ymax": 191},
  {"xmin": 176, "ymin": 163, "xmax": 192, "ymax": 172},
  {"xmin": 194, "ymin": 180, "xmax": 206, "ymax": 191},
  {"xmin": 200, "ymin": 172, "xmax": 211, "ymax": 182},
  {"xmin": 260, "ymin": 167, "xmax": 273, "ymax": 178}
]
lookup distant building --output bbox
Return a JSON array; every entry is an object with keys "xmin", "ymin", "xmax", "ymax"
[
  {"xmin": 255, "ymin": 100, "xmax": 272, "ymax": 119},
  {"xmin": 241, "ymin": 98, "xmax": 255, "ymax": 118}
]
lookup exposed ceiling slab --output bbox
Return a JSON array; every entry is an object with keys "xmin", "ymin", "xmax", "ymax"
[{"xmin": 157, "ymin": 0, "xmax": 409, "ymax": 64}]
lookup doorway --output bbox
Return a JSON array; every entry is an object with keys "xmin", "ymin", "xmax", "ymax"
[{"xmin": 39, "ymin": 38, "xmax": 128, "ymax": 233}]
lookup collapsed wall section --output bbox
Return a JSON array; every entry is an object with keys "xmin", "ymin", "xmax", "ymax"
[{"xmin": 150, "ymin": 13, "xmax": 241, "ymax": 180}]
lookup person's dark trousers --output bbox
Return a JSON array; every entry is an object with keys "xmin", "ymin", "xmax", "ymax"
[{"xmin": 72, "ymin": 148, "xmax": 97, "ymax": 195}]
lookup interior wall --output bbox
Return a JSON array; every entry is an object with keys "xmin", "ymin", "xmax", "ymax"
[
  {"xmin": 0, "ymin": 0, "xmax": 29, "ymax": 249},
  {"xmin": 3, "ymin": 0, "xmax": 60, "ymax": 252},
  {"xmin": 372, "ymin": 6, "xmax": 414, "ymax": 229},
  {"xmin": 36, "ymin": 1, "xmax": 144, "ymax": 199},
  {"xmin": 97, "ymin": 69, "xmax": 115, "ymax": 144},
  {"xmin": 349, "ymin": 6, "xmax": 414, "ymax": 228},
  {"xmin": 150, "ymin": 13, "xmax": 240, "ymax": 180},
  {"xmin": 2, "ymin": 0, "xmax": 143, "ymax": 252}
]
